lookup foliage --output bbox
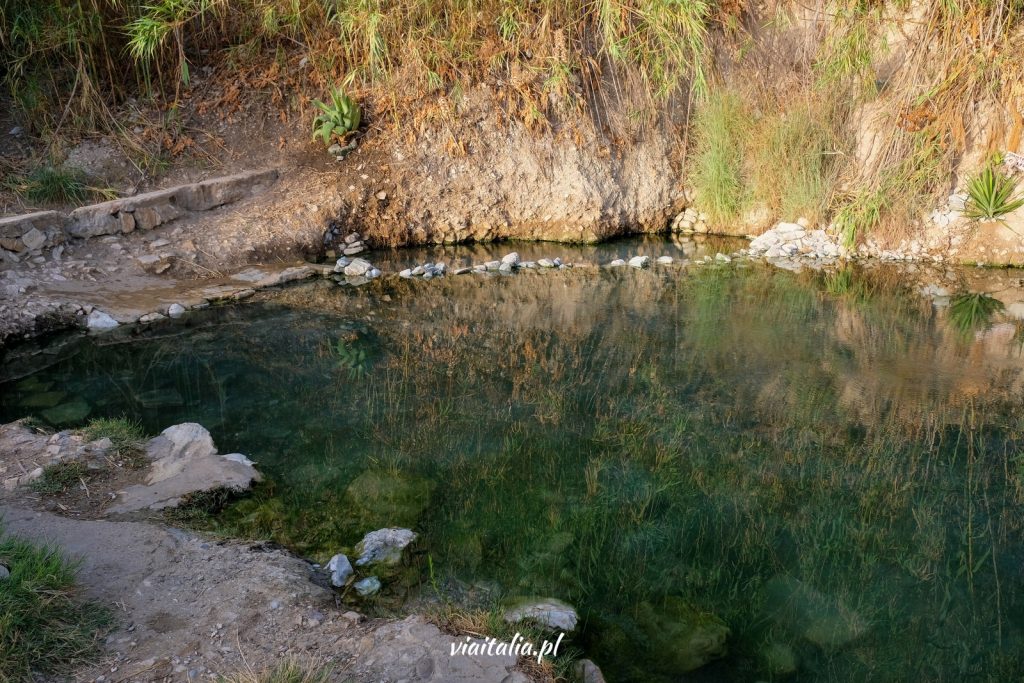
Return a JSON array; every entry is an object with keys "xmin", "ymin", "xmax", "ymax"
[
  {"xmin": 964, "ymin": 164, "xmax": 1024, "ymax": 220},
  {"xmin": 1, "ymin": 0, "xmax": 716, "ymax": 138},
  {"xmin": 333, "ymin": 337, "xmax": 368, "ymax": 378},
  {"xmin": 0, "ymin": 526, "xmax": 110, "ymax": 680},
  {"xmin": 312, "ymin": 87, "xmax": 361, "ymax": 145},
  {"xmin": 29, "ymin": 462, "xmax": 90, "ymax": 495},
  {"xmin": 81, "ymin": 417, "xmax": 147, "ymax": 468}
]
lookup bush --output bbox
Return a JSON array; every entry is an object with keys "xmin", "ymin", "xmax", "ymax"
[{"xmin": 0, "ymin": 526, "xmax": 110, "ymax": 680}]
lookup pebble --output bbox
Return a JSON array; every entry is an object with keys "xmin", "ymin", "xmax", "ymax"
[
  {"xmin": 167, "ymin": 303, "xmax": 186, "ymax": 319},
  {"xmin": 354, "ymin": 576, "xmax": 382, "ymax": 597}
]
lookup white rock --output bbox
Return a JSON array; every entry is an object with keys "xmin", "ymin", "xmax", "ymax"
[
  {"xmin": 537, "ymin": 258, "xmax": 555, "ymax": 268},
  {"xmin": 355, "ymin": 528, "xmax": 417, "ymax": 566},
  {"xmin": 21, "ymin": 228, "xmax": 46, "ymax": 251},
  {"xmin": 608, "ymin": 259, "xmax": 626, "ymax": 267},
  {"xmin": 86, "ymin": 310, "xmax": 119, "ymax": 332},
  {"xmin": 333, "ymin": 257, "xmax": 351, "ymax": 273},
  {"xmin": 327, "ymin": 554, "xmax": 353, "ymax": 587},
  {"xmin": 399, "ymin": 269, "xmax": 413, "ymax": 278},
  {"xmin": 628, "ymin": 256, "xmax": 650, "ymax": 268},
  {"xmin": 167, "ymin": 303, "xmax": 186, "ymax": 319},
  {"xmin": 344, "ymin": 258, "xmax": 372, "ymax": 277},
  {"xmin": 504, "ymin": 598, "xmax": 578, "ymax": 632},
  {"xmin": 656, "ymin": 256, "xmax": 674, "ymax": 264},
  {"xmin": 501, "ymin": 252, "xmax": 520, "ymax": 266}
]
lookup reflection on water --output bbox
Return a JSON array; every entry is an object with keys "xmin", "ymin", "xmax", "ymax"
[{"xmin": 2, "ymin": 249, "xmax": 1023, "ymax": 682}]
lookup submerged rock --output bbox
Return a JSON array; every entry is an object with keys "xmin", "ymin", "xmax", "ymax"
[
  {"xmin": 41, "ymin": 397, "xmax": 91, "ymax": 426},
  {"xmin": 761, "ymin": 575, "xmax": 866, "ymax": 649},
  {"xmin": 636, "ymin": 598, "xmax": 729, "ymax": 673},
  {"xmin": 355, "ymin": 527, "xmax": 417, "ymax": 567},
  {"xmin": 327, "ymin": 553, "xmax": 354, "ymax": 587},
  {"xmin": 503, "ymin": 597, "xmax": 578, "ymax": 632},
  {"xmin": 344, "ymin": 470, "xmax": 434, "ymax": 529},
  {"xmin": 354, "ymin": 576, "xmax": 382, "ymax": 596},
  {"xmin": 761, "ymin": 641, "xmax": 799, "ymax": 677},
  {"xmin": 109, "ymin": 423, "xmax": 261, "ymax": 514}
]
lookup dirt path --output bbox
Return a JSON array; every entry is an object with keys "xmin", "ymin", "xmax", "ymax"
[{"xmin": 0, "ymin": 503, "xmax": 528, "ymax": 683}]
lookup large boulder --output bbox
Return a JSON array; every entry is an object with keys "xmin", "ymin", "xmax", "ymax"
[{"xmin": 109, "ymin": 423, "xmax": 261, "ymax": 514}]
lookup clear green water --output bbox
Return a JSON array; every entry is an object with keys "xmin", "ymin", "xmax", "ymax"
[{"xmin": 2, "ymin": 240, "xmax": 1023, "ymax": 682}]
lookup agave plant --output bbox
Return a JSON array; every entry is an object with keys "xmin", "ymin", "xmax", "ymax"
[
  {"xmin": 964, "ymin": 164, "xmax": 1024, "ymax": 220},
  {"xmin": 312, "ymin": 87, "xmax": 361, "ymax": 146}
]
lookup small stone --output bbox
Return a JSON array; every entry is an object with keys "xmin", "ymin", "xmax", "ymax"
[
  {"xmin": 167, "ymin": 303, "xmax": 186, "ymax": 319},
  {"xmin": 656, "ymin": 256, "xmax": 674, "ymax": 265},
  {"xmin": 501, "ymin": 252, "xmax": 520, "ymax": 266},
  {"xmin": 344, "ymin": 233, "xmax": 361, "ymax": 244},
  {"xmin": 608, "ymin": 259, "xmax": 626, "ymax": 267},
  {"xmin": 484, "ymin": 260, "xmax": 501, "ymax": 271},
  {"xmin": 453, "ymin": 267, "xmax": 472, "ymax": 275},
  {"xmin": 537, "ymin": 258, "xmax": 555, "ymax": 268},
  {"xmin": 399, "ymin": 269, "xmax": 413, "ymax": 278},
  {"xmin": 343, "ymin": 245, "xmax": 366, "ymax": 256},
  {"xmin": 354, "ymin": 576, "xmax": 381, "ymax": 597},
  {"xmin": 628, "ymin": 256, "xmax": 650, "ymax": 268},
  {"xmin": 328, "ymin": 144, "xmax": 343, "ymax": 155},
  {"xmin": 411, "ymin": 266, "xmax": 425, "ymax": 276},
  {"xmin": 376, "ymin": 191, "xmax": 387, "ymax": 201},
  {"xmin": 715, "ymin": 253, "xmax": 732, "ymax": 263},
  {"xmin": 368, "ymin": 268, "xmax": 381, "ymax": 278},
  {"xmin": 0, "ymin": 564, "xmax": 9, "ymax": 580},
  {"xmin": 499, "ymin": 262, "xmax": 513, "ymax": 273},
  {"xmin": 327, "ymin": 554, "xmax": 353, "ymax": 587},
  {"xmin": 332, "ymin": 257, "xmax": 351, "ymax": 273}
]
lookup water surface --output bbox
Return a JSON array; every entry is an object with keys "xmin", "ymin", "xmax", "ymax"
[{"xmin": 2, "ymin": 240, "xmax": 1023, "ymax": 681}]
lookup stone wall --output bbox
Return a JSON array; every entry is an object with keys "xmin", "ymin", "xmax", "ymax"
[{"xmin": 0, "ymin": 169, "xmax": 278, "ymax": 256}]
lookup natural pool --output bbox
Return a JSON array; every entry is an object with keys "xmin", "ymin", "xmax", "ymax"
[{"xmin": 2, "ymin": 237, "xmax": 1023, "ymax": 682}]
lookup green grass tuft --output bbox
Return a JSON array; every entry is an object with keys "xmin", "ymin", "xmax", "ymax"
[
  {"xmin": 222, "ymin": 659, "xmax": 332, "ymax": 683},
  {"xmin": 690, "ymin": 90, "xmax": 749, "ymax": 226},
  {"xmin": 964, "ymin": 164, "xmax": 1024, "ymax": 220},
  {"xmin": 7, "ymin": 166, "xmax": 91, "ymax": 204},
  {"xmin": 29, "ymin": 462, "xmax": 90, "ymax": 496},
  {"xmin": 0, "ymin": 526, "xmax": 110, "ymax": 680},
  {"xmin": 81, "ymin": 417, "xmax": 148, "ymax": 469}
]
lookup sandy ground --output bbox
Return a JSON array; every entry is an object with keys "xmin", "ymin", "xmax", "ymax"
[{"xmin": 0, "ymin": 500, "xmax": 533, "ymax": 683}]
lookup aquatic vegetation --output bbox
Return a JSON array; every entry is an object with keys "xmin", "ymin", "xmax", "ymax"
[{"xmin": 1, "ymin": 257, "xmax": 1022, "ymax": 681}]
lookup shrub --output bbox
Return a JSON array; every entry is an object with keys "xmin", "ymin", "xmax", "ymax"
[
  {"xmin": 0, "ymin": 527, "xmax": 110, "ymax": 679},
  {"xmin": 964, "ymin": 164, "xmax": 1024, "ymax": 220}
]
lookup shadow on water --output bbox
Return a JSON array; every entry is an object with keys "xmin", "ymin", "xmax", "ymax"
[{"xmin": 2, "ymin": 244, "xmax": 1024, "ymax": 682}]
